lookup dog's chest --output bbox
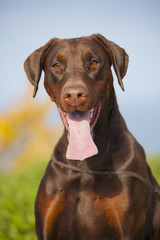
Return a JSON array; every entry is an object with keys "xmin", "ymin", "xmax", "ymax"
[{"xmin": 45, "ymin": 175, "xmax": 128, "ymax": 239}]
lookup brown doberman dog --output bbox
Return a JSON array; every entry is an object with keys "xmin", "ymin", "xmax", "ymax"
[{"xmin": 24, "ymin": 34, "xmax": 160, "ymax": 240}]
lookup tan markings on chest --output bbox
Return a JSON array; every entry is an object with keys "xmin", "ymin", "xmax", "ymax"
[
  {"xmin": 37, "ymin": 189, "xmax": 66, "ymax": 236},
  {"xmin": 45, "ymin": 192, "xmax": 65, "ymax": 234},
  {"xmin": 97, "ymin": 190, "xmax": 129, "ymax": 234}
]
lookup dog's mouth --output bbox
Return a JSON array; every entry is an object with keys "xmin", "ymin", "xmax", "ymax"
[
  {"xmin": 57, "ymin": 99, "xmax": 102, "ymax": 161},
  {"xmin": 58, "ymin": 99, "xmax": 102, "ymax": 132}
]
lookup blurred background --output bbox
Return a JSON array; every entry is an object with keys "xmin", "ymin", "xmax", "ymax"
[{"xmin": 0, "ymin": 0, "xmax": 160, "ymax": 239}]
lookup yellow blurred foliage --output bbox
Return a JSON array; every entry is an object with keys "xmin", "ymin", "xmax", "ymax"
[{"xmin": 0, "ymin": 86, "xmax": 63, "ymax": 170}]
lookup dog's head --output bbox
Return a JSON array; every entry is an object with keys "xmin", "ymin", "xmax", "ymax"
[{"xmin": 24, "ymin": 34, "xmax": 129, "ymax": 161}]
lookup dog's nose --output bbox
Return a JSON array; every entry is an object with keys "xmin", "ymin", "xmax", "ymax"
[{"xmin": 62, "ymin": 86, "xmax": 88, "ymax": 106}]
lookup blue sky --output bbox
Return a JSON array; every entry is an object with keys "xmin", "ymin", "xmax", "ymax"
[{"xmin": 1, "ymin": 0, "xmax": 160, "ymax": 154}]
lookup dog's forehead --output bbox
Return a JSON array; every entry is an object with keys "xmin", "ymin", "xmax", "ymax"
[{"xmin": 48, "ymin": 37, "xmax": 105, "ymax": 57}]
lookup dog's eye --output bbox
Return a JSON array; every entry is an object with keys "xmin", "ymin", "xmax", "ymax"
[
  {"xmin": 90, "ymin": 60, "xmax": 99, "ymax": 68},
  {"xmin": 53, "ymin": 63, "xmax": 61, "ymax": 70}
]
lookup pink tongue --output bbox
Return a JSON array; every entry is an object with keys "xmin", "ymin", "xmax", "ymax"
[{"xmin": 66, "ymin": 111, "xmax": 98, "ymax": 161}]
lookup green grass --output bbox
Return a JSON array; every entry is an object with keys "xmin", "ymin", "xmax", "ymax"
[
  {"xmin": 147, "ymin": 155, "xmax": 160, "ymax": 183},
  {"xmin": 0, "ymin": 161, "xmax": 48, "ymax": 240},
  {"xmin": 0, "ymin": 156, "xmax": 159, "ymax": 239}
]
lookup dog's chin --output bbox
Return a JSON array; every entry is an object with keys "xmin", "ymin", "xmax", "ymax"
[{"xmin": 57, "ymin": 99, "xmax": 102, "ymax": 134}]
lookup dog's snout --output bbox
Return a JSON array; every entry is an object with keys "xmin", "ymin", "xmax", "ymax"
[{"xmin": 62, "ymin": 86, "xmax": 88, "ymax": 106}]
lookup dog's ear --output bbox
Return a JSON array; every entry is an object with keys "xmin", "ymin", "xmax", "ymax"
[
  {"xmin": 24, "ymin": 38, "xmax": 58, "ymax": 97},
  {"xmin": 92, "ymin": 34, "xmax": 129, "ymax": 91}
]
